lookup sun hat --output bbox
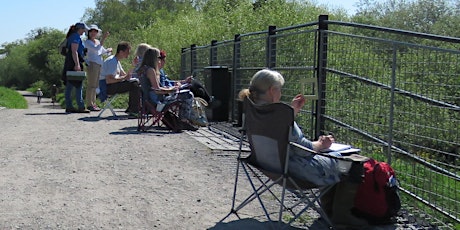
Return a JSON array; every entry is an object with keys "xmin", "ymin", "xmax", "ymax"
[
  {"xmin": 88, "ymin": 24, "xmax": 102, "ymax": 32},
  {"xmin": 75, "ymin": 22, "xmax": 89, "ymax": 30}
]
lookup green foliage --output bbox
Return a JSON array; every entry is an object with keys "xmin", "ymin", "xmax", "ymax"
[
  {"xmin": 2, "ymin": 0, "xmax": 458, "ymax": 92},
  {"xmin": 0, "ymin": 87, "xmax": 28, "ymax": 109}
]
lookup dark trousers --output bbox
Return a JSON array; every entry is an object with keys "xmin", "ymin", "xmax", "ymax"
[
  {"xmin": 190, "ymin": 80, "xmax": 211, "ymax": 103},
  {"xmin": 107, "ymin": 80, "xmax": 140, "ymax": 113}
]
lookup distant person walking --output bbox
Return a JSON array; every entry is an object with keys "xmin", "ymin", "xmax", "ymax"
[
  {"xmin": 36, "ymin": 88, "xmax": 43, "ymax": 103},
  {"xmin": 84, "ymin": 24, "xmax": 112, "ymax": 111}
]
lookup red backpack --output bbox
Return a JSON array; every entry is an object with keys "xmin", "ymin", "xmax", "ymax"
[{"xmin": 353, "ymin": 158, "xmax": 401, "ymax": 224}]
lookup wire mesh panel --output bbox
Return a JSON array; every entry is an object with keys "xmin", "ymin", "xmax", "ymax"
[
  {"xmin": 323, "ymin": 30, "xmax": 459, "ymax": 225},
  {"xmin": 180, "ymin": 16, "xmax": 460, "ymax": 227},
  {"xmin": 271, "ymin": 27, "xmax": 319, "ymax": 139}
]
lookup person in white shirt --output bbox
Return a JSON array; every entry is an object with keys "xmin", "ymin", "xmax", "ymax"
[
  {"xmin": 84, "ymin": 24, "xmax": 112, "ymax": 111},
  {"xmin": 100, "ymin": 42, "xmax": 140, "ymax": 117}
]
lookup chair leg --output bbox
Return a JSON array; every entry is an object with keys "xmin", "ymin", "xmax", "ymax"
[{"xmin": 98, "ymin": 95, "xmax": 118, "ymax": 118}]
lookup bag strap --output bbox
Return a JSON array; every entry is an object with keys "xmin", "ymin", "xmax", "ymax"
[{"xmin": 194, "ymin": 97, "xmax": 208, "ymax": 107}]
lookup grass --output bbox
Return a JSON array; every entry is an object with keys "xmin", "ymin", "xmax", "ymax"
[{"xmin": 0, "ymin": 87, "xmax": 28, "ymax": 109}]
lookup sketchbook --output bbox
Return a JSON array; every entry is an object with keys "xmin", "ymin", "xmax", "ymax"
[{"xmin": 320, "ymin": 143, "xmax": 361, "ymax": 155}]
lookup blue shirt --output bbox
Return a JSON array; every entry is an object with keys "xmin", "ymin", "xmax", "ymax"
[
  {"xmin": 160, "ymin": 69, "xmax": 175, "ymax": 87},
  {"xmin": 67, "ymin": 32, "xmax": 85, "ymax": 58}
]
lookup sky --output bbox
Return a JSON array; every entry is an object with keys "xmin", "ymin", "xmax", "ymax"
[
  {"xmin": 2, "ymin": 0, "xmax": 95, "ymax": 45},
  {"xmin": 2, "ymin": 0, "xmax": 361, "ymax": 45}
]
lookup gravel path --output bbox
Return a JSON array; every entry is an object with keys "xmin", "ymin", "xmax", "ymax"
[
  {"xmin": 0, "ymin": 92, "xmax": 429, "ymax": 229},
  {"xmin": 0, "ymin": 92, "xmax": 255, "ymax": 229}
]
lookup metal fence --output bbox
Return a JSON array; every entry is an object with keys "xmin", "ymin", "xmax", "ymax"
[{"xmin": 181, "ymin": 14, "xmax": 460, "ymax": 227}]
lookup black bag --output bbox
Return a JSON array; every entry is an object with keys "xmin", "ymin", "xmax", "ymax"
[
  {"xmin": 162, "ymin": 111, "xmax": 182, "ymax": 133},
  {"xmin": 59, "ymin": 38, "xmax": 68, "ymax": 56}
]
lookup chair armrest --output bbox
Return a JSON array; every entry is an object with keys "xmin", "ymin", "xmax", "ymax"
[
  {"xmin": 153, "ymin": 88, "xmax": 174, "ymax": 95},
  {"xmin": 289, "ymin": 142, "xmax": 369, "ymax": 163}
]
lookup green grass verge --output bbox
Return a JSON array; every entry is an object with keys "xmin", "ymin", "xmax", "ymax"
[{"xmin": 0, "ymin": 87, "xmax": 28, "ymax": 109}]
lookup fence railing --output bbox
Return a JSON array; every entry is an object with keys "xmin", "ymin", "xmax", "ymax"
[{"xmin": 181, "ymin": 14, "xmax": 460, "ymax": 227}]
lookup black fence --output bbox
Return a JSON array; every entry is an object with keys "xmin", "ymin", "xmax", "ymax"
[{"xmin": 181, "ymin": 14, "xmax": 460, "ymax": 228}]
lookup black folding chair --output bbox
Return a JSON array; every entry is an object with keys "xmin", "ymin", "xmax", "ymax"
[{"xmin": 220, "ymin": 97, "xmax": 368, "ymax": 229}]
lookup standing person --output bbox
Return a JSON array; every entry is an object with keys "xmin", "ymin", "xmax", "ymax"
[
  {"xmin": 62, "ymin": 22, "xmax": 90, "ymax": 113},
  {"xmin": 100, "ymin": 41, "xmax": 140, "ymax": 117},
  {"xmin": 51, "ymin": 84, "xmax": 58, "ymax": 105},
  {"xmin": 84, "ymin": 24, "xmax": 112, "ymax": 111},
  {"xmin": 36, "ymin": 88, "xmax": 43, "ymax": 103}
]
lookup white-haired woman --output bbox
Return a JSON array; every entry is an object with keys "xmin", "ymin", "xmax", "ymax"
[{"xmin": 238, "ymin": 69, "xmax": 368, "ymax": 227}]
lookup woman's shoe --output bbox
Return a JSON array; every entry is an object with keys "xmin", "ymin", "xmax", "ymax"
[
  {"xmin": 65, "ymin": 107, "xmax": 78, "ymax": 113},
  {"xmin": 75, "ymin": 108, "xmax": 90, "ymax": 113},
  {"xmin": 87, "ymin": 105, "xmax": 101, "ymax": 111}
]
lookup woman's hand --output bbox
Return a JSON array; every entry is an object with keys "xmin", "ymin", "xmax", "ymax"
[
  {"xmin": 184, "ymin": 76, "xmax": 193, "ymax": 83},
  {"xmin": 291, "ymin": 94, "xmax": 306, "ymax": 115},
  {"xmin": 312, "ymin": 135, "xmax": 335, "ymax": 152},
  {"xmin": 102, "ymin": 31, "xmax": 110, "ymax": 40}
]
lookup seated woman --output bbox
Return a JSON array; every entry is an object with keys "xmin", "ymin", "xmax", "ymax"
[
  {"xmin": 238, "ymin": 69, "xmax": 367, "ymax": 227},
  {"xmin": 136, "ymin": 47, "xmax": 197, "ymax": 131}
]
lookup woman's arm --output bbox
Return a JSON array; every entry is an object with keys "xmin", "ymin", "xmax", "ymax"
[
  {"xmin": 291, "ymin": 94, "xmax": 306, "ymax": 116},
  {"xmin": 148, "ymin": 68, "xmax": 176, "ymax": 94},
  {"xmin": 71, "ymin": 43, "xmax": 81, "ymax": 71}
]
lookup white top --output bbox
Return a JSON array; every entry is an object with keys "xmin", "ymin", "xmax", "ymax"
[
  {"xmin": 100, "ymin": 55, "xmax": 124, "ymax": 80},
  {"xmin": 84, "ymin": 39, "xmax": 109, "ymax": 66}
]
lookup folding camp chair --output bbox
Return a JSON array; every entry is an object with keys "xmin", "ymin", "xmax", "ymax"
[
  {"xmin": 97, "ymin": 79, "xmax": 119, "ymax": 118},
  {"xmin": 137, "ymin": 75, "xmax": 181, "ymax": 132},
  {"xmin": 220, "ymin": 97, "xmax": 368, "ymax": 229},
  {"xmin": 137, "ymin": 90, "xmax": 180, "ymax": 132}
]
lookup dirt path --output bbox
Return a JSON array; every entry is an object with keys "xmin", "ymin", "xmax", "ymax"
[
  {"xmin": 0, "ymin": 92, "xmax": 417, "ymax": 230},
  {"xmin": 0, "ymin": 92, "xmax": 263, "ymax": 229}
]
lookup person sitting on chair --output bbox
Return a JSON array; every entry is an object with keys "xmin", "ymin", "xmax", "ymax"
[
  {"xmin": 238, "ymin": 69, "xmax": 368, "ymax": 228},
  {"xmin": 136, "ymin": 47, "xmax": 197, "ymax": 131},
  {"xmin": 158, "ymin": 50, "xmax": 211, "ymax": 104},
  {"xmin": 128, "ymin": 43, "xmax": 152, "ymax": 80},
  {"xmin": 100, "ymin": 41, "xmax": 140, "ymax": 117}
]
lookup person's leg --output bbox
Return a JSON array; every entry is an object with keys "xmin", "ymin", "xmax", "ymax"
[
  {"xmin": 65, "ymin": 82, "xmax": 74, "ymax": 109},
  {"xmin": 127, "ymin": 81, "xmax": 140, "ymax": 113},
  {"xmin": 176, "ymin": 91, "xmax": 194, "ymax": 120},
  {"xmin": 190, "ymin": 80, "xmax": 211, "ymax": 103},
  {"xmin": 75, "ymin": 81, "xmax": 85, "ymax": 110},
  {"xmin": 85, "ymin": 62, "xmax": 100, "ymax": 109},
  {"xmin": 107, "ymin": 81, "xmax": 138, "ymax": 114}
]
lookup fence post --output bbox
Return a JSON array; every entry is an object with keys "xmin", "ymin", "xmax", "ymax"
[
  {"xmin": 210, "ymin": 40, "xmax": 218, "ymax": 66},
  {"xmin": 232, "ymin": 34, "xmax": 241, "ymax": 123},
  {"xmin": 191, "ymin": 44, "xmax": 197, "ymax": 76},
  {"xmin": 181, "ymin": 48, "xmax": 186, "ymax": 79},
  {"xmin": 315, "ymin": 15, "xmax": 329, "ymax": 138},
  {"xmin": 267, "ymin": 26, "xmax": 277, "ymax": 68}
]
